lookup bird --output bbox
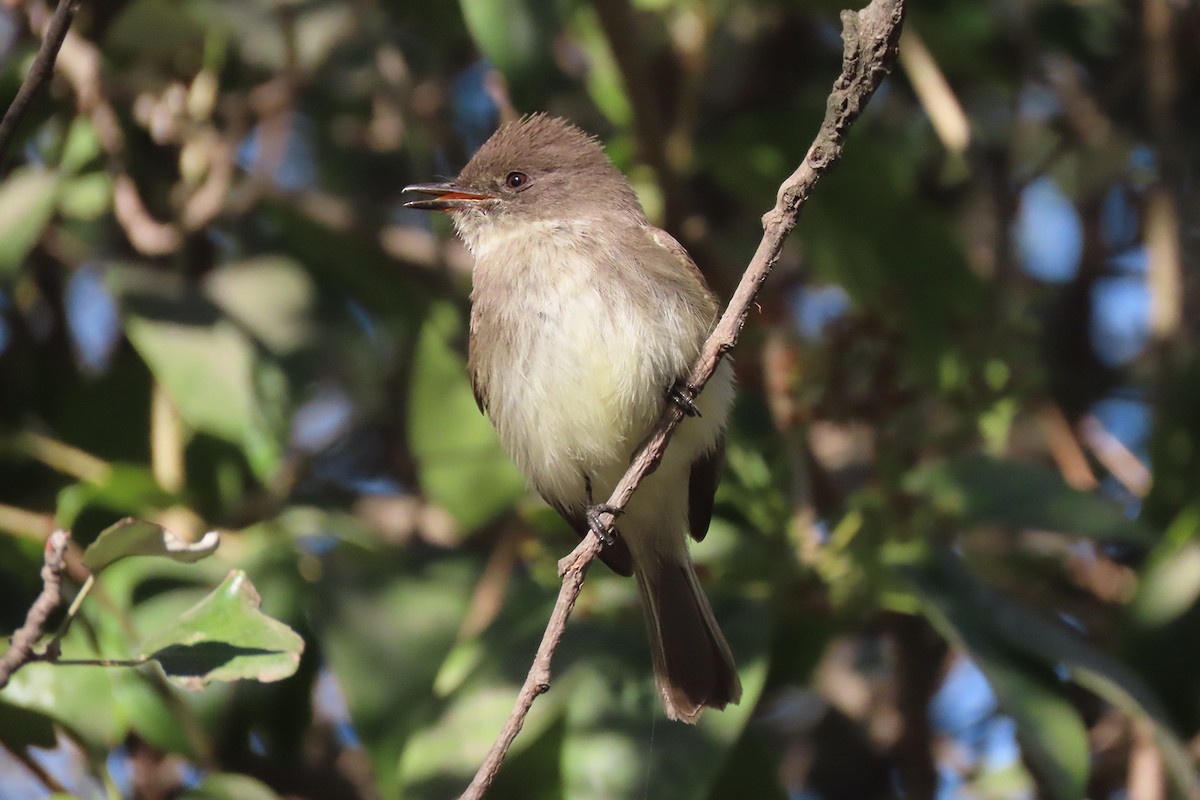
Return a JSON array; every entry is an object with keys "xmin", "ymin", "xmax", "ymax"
[{"xmin": 404, "ymin": 114, "xmax": 740, "ymax": 722}]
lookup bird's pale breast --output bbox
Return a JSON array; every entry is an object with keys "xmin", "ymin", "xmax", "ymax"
[{"xmin": 467, "ymin": 219, "xmax": 728, "ymax": 510}]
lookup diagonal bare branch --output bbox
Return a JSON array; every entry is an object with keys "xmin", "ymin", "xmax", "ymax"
[{"xmin": 0, "ymin": 0, "xmax": 83, "ymax": 169}]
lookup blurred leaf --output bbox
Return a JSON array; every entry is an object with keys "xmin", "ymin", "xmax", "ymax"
[
  {"xmin": 1129, "ymin": 506, "xmax": 1200, "ymax": 627},
  {"xmin": 408, "ymin": 302, "xmax": 525, "ymax": 532},
  {"xmin": 560, "ymin": 593, "xmax": 770, "ymax": 800},
  {"xmin": 0, "ymin": 699, "xmax": 58, "ymax": 750},
  {"xmin": 316, "ymin": 550, "xmax": 481, "ymax": 799},
  {"xmin": 140, "ymin": 570, "xmax": 304, "ymax": 689},
  {"xmin": 0, "ymin": 167, "xmax": 59, "ymax": 280},
  {"xmin": 203, "ymin": 256, "xmax": 317, "ymax": 355},
  {"xmin": 905, "ymin": 554, "xmax": 1090, "ymax": 800},
  {"xmin": 567, "ymin": 6, "xmax": 632, "ymax": 126},
  {"xmin": 56, "ymin": 463, "xmax": 176, "ymax": 529},
  {"xmin": 458, "ymin": 0, "xmax": 561, "ymax": 93},
  {"xmin": 908, "ymin": 455, "xmax": 1155, "ymax": 544},
  {"xmin": 120, "ymin": 280, "xmax": 283, "ymax": 479},
  {"xmin": 907, "ymin": 551, "xmax": 1196, "ymax": 797},
  {"xmin": 399, "ymin": 683, "xmax": 567, "ymax": 796},
  {"xmin": 179, "ymin": 773, "xmax": 281, "ymax": 800},
  {"xmin": 58, "ymin": 117, "xmax": 102, "ymax": 174},
  {"xmin": 81, "ymin": 517, "xmax": 220, "ymax": 574},
  {"xmin": 102, "ymin": 0, "xmax": 206, "ymax": 69},
  {"xmin": 57, "ymin": 172, "xmax": 113, "ymax": 220}
]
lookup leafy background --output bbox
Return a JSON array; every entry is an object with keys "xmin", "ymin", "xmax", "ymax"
[{"xmin": 1, "ymin": 0, "xmax": 1198, "ymax": 798}]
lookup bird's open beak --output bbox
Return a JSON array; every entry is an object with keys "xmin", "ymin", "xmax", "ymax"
[{"xmin": 402, "ymin": 182, "xmax": 497, "ymax": 211}]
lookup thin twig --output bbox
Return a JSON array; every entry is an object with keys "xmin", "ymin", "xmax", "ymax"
[
  {"xmin": 0, "ymin": 529, "xmax": 71, "ymax": 689},
  {"xmin": 458, "ymin": 1, "xmax": 906, "ymax": 797},
  {"xmin": 0, "ymin": 0, "xmax": 83, "ymax": 169}
]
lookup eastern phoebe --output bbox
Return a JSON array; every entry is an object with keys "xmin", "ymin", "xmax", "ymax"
[{"xmin": 404, "ymin": 114, "xmax": 740, "ymax": 722}]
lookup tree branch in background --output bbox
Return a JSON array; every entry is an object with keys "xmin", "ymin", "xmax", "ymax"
[
  {"xmin": 459, "ymin": 1, "xmax": 907, "ymax": 797},
  {"xmin": 0, "ymin": 0, "xmax": 83, "ymax": 170},
  {"xmin": 0, "ymin": 530, "xmax": 70, "ymax": 690}
]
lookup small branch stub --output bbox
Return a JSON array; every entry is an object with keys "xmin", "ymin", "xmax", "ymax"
[{"xmin": 0, "ymin": 529, "xmax": 71, "ymax": 690}]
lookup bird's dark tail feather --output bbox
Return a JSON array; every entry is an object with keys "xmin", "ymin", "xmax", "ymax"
[{"xmin": 637, "ymin": 555, "xmax": 741, "ymax": 723}]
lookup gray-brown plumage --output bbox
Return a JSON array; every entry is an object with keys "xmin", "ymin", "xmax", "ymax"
[{"xmin": 405, "ymin": 114, "xmax": 740, "ymax": 722}]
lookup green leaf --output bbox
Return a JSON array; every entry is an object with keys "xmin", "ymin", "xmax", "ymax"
[
  {"xmin": 203, "ymin": 256, "xmax": 317, "ymax": 355},
  {"xmin": 906, "ymin": 551, "xmax": 1197, "ymax": 798},
  {"xmin": 560, "ymin": 595, "xmax": 770, "ymax": 800},
  {"xmin": 904, "ymin": 555, "xmax": 1088, "ymax": 800},
  {"xmin": 907, "ymin": 455, "xmax": 1154, "ymax": 544},
  {"xmin": 458, "ymin": 0, "xmax": 561, "ymax": 92},
  {"xmin": 58, "ymin": 116, "xmax": 102, "ymax": 173},
  {"xmin": 119, "ymin": 273, "xmax": 284, "ymax": 479},
  {"xmin": 1129, "ymin": 506, "xmax": 1200, "ymax": 627},
  {"xmin": 316, "ymin": 549, "xmax": 481, "ymax": 799},
  {"xmin": 399, "ymin": 682, "xmax": 567, "ymax": 795},
  {"xmin": 139, "ymin": 570, "xmax": 304, "ymax": 690},
  {"xmin": 566, "ymin": 6, "xmax": 632, "ymax": 127},
  {"xmin": 82, "ymin": 518, "xmax": 220, "ymax": 574},
  {"xmin": 57, "ymin": 172, "xmax": 112, "ymax": 220},
  {"xmin": 0, "ymin": 167, "xmax": 59, "ymax": 280},
  {"xmin": 0, "ymin": 699, "xmax": 58, "ymax": 750},
  {"xmin": 0, "ymin": 659, "xmax": 125, "ymax": 746},
  {"xmin": 55, "ymin": 463, "xmax": 176, "ymax": 529},
  {"xmin": 408, "ymin": 302, "xmax": 525, "ymax": 532}
]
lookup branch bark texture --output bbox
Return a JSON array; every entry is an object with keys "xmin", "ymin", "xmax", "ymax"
[
  {"xmin": 461, "ymin": 1, "xmax": 906, "ymax": 796},
  {"xmin": 0, "ymin": 529, "xmax": 70, "ymax": 690}
]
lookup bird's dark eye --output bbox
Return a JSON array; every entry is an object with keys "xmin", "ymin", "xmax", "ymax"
[{"xmin": 505, "ymin": 171, "xmax": 530, "ymax": 189}]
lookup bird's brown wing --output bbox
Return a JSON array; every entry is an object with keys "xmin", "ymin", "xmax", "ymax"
[
  {"xmin": 467, "ymin": 322, "xmax": 488, "ymax": 414},
  {"xmin": 688, "ymin": 436, "xmax": 725, "ymax": 542},
  {"xmin": 644, "ymin": 227, "xmax": 720, "ymax": 321},
  {"xmin": 547, "ymin": 497, "xmax": 635, "ymax": 576}
]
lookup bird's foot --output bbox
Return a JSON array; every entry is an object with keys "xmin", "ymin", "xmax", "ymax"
[
  {"xmin": 585, "ymin": 503, "xmax": 624, "ymax": 546},
  {"xmin": 667, "ymin": 380, "xmax": 702, "ymax": 417},
  {"xmin": 583, "ymin": 475, "xmax": 622, "ymax": 546}
]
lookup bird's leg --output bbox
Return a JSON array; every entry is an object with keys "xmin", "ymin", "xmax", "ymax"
[
  {"xmin": 667, "ymin": 379, "xmax": 702, "ymax": 417},
  {"xmin": 584, "ymin": 475, "xmax": 622, "ymax": 546}
]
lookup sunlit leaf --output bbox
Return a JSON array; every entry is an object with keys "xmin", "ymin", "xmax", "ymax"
[
  {"xmin": 567, "ymin": 6, "xmax": 632, "ymax": 127},
  {"xmin": 120, "ymin": 279, "xmax": 284, "ymax": 479},
  {"xmin": 0, "ymin": 167, "xmax": 59, "ymax": 280},
  {"xmin": 58, "ymin": 116, "xmax": 102, "ymax": 174},
  {"xmin": 203, "ymin": 256, "xmax": 317, "ymax": 355},
  {"xmin": 81, "ymin": 518, "xmax": 220, "ymax": 574},
  {"xmin": 57, "ymin": 172, "xmax": 113, "ymax": 220},
  {"xmin": 1129, "ymin": 506, "xmax": 1200, "ymax": 626},
  {"xmin": 140, "ymin": 570, "xmax": 304, "ymax": 689},
  {"xmin": 458, "ymin": 0, "xmax": 561, "ymax": 93}
]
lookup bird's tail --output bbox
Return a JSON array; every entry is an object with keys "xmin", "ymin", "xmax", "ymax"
[{"xmin": 636, "ymin": 553, "xmax": 742, "ymax": 723}]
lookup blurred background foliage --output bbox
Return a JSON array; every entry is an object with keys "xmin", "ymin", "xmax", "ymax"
[{"xmin": 0, "ymin": 0, "xmax": 1197, "ymax": 797}]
